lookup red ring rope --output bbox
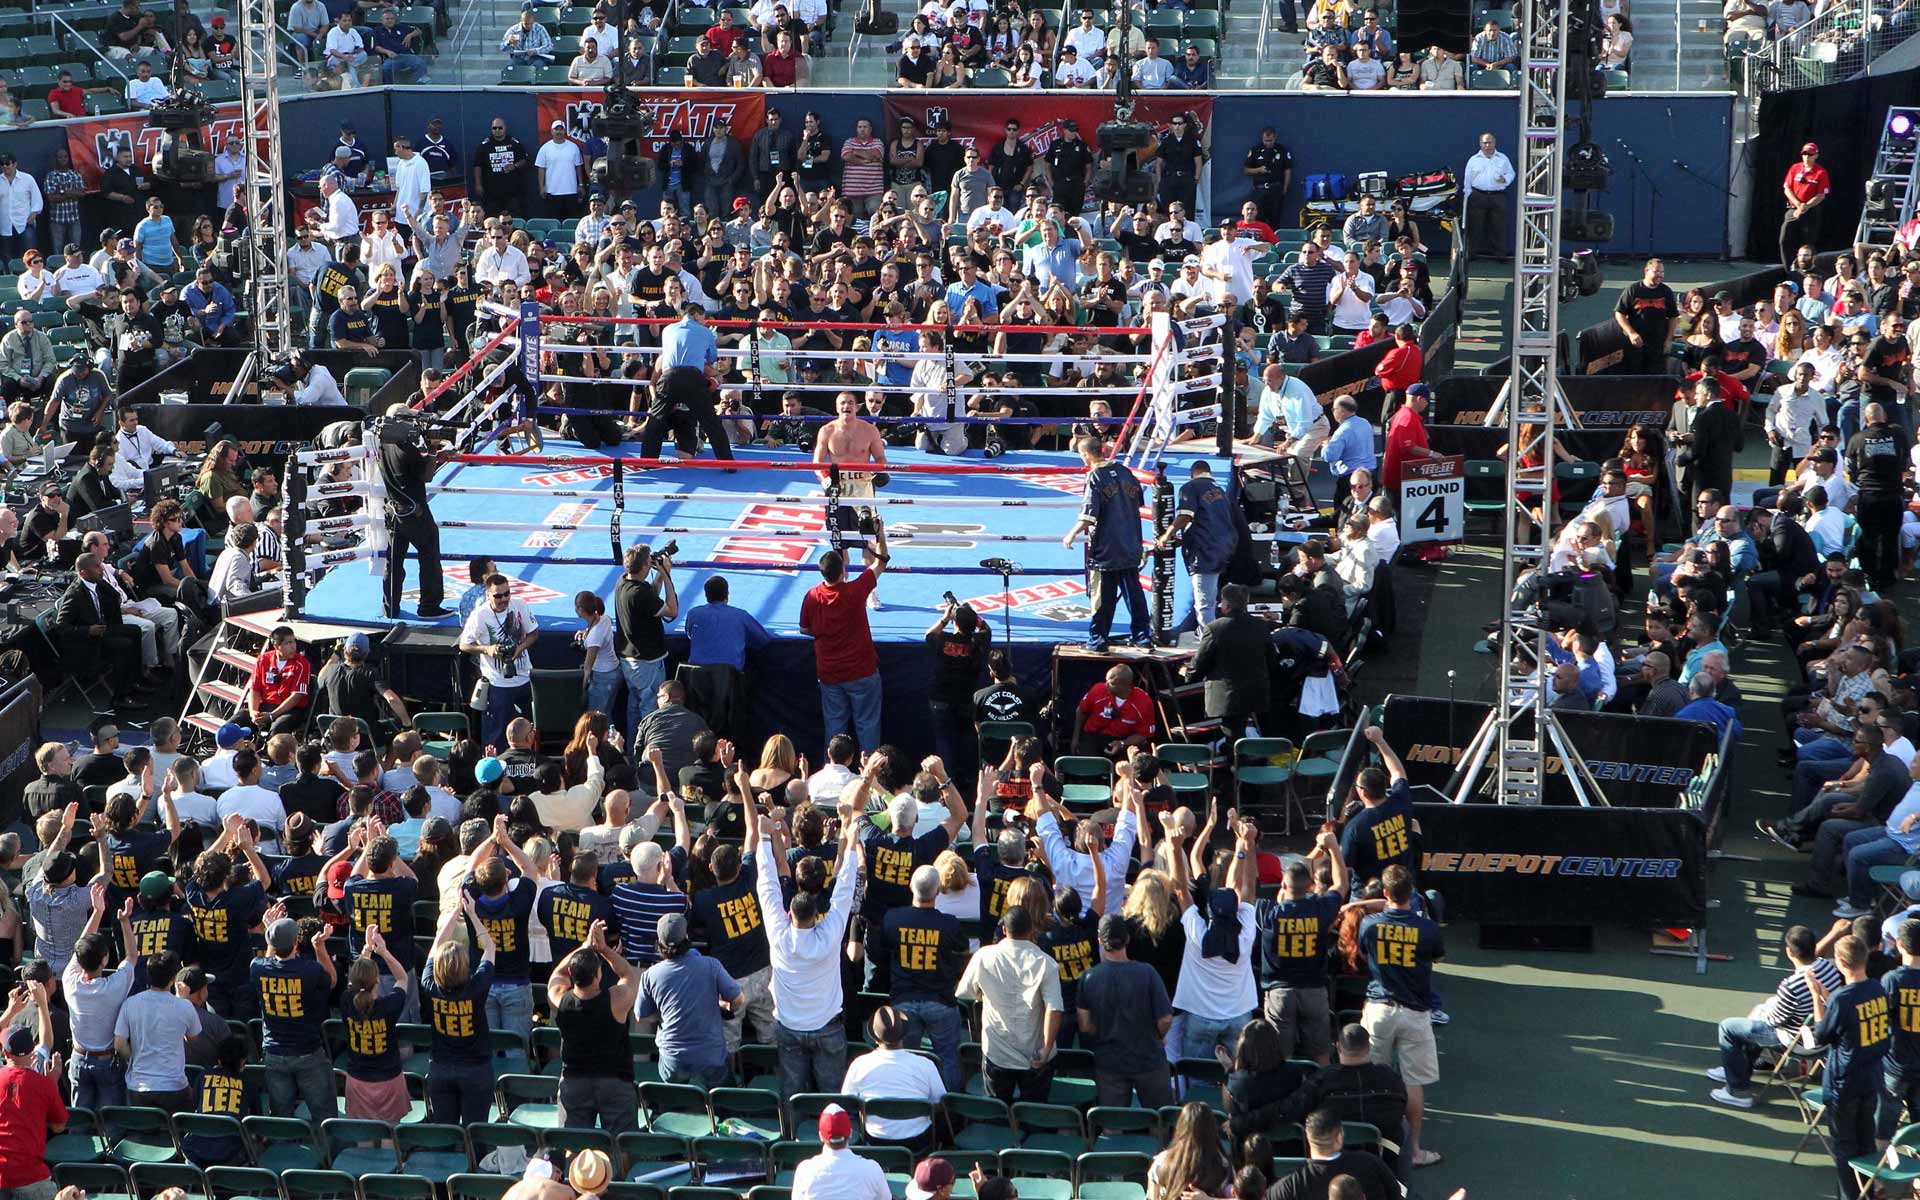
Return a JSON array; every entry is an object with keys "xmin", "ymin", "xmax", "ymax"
[
  {"xmin": 412, "ymin": 319, "xmax": 522, "ymax": 411},
  {"xmin": 540, "ymin": 314, "xmax": 1149, "ymax": 336}
]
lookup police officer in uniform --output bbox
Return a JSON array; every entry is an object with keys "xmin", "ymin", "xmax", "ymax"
[
  {"xmin": 378, "ymin": 403, "xmax": 449, "ymax": 619},
  {"xmin": 1153, "ymin": 113, "xmax": 1207, "ymax": 215},
  {"xmin": 1045, "ymin": 120, "xmax": 1093, "ymax": 217},
  {"xmin": 1243, "ymin": 127, "xmax": 1292, "ymax": 229}
]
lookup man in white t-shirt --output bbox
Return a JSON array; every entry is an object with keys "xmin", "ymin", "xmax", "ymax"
[
  {"xmin": 1168, "ymin": 255, "xmax": 1211, "ymax": 315},
  {"xmin": 1167, "ymin": 812, "xmax": 1259, "ymax": 1061},
  {"xmin": 214, "ymin": 749, "xmax": 287, "ymax": 851},
  {"xmin": 534, "ymin": 122, "xmax": 584, "ymax": 220},
  {"xmin": 1054, "ymin": 43, "xmax": 1097, "ymax": 86},
  {"xmin": 459, "ymin": 573, "xmax": 538, "ymax": 751},
  {"xmin": 1327, "ymin": 255, "xmax": 1377, "ymax": 332}
]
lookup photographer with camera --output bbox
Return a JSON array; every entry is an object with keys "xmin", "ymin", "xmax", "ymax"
[
  {"xmin": 377, "ymin": 402, "xmax": 448, "ymax": 620},
  {"xmin": 615, "ymin": 541, "xmax": 679, "ymax": 745},
  {"xmin": 460, "ymin": 572, "xmax": 538, "ymax": 752}
]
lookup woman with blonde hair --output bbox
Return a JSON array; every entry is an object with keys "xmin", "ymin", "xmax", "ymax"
[
  {"xmin": 1123, "ymin": 866, "xmax": 1187, "ymax": 1003},
  {"xmin": 340, "ymin": 925, "xmax": 410, "ymax": 1120},
  {"xmin": 931, "ymin": 849, "xmax": 980, "ymax": 921},
  {"xmin": 750, "ymin": 734, "xmax": 799, "ymax": 800},
  {"xmin": 1003, "ymin": 874, "xmax": 1052, "ymax": 937},
  {"xmin": 420, "ymin": 893, "xmax": 496, "ymax": 1124}
]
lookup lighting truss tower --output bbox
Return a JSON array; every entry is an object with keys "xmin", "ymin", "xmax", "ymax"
[
  {"xmin": 237, "ymin": 0, "xmax": 291, "ymax": 364},
  {"xmin": 1448, "ymin": 0, "xmax": 1607, "ymax": 808}
]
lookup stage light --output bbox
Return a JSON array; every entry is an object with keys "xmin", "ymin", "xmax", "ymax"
[{"xmin": 1892, "ymin": 112, "xmax": 1916, "ymax": 140}]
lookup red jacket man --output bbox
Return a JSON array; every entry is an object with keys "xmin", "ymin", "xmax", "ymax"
[{"xmin": 1374, "ymin": 325, "xmax": 1425, "ymax": 397}]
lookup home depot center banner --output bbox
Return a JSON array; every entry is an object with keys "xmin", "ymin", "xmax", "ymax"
[
  {"xmin": 537, "ymin": 90, "xmax": 766, "ymax": 157},
  {"xmin": 881, "ymin": 93, "xmax": 1211, "ymax": 164},
  {"xmin": 65, "ymin": 102, "xmax": 244, "ymax": 188}
]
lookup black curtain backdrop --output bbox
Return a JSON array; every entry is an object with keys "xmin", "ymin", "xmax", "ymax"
[{"xmin": 1747, "ymin": 67, "xmax": 1920, "ymax": 263}]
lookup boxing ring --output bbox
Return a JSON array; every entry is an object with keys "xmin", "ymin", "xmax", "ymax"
[{"xmin": 277, "ymin": 304, "xmax": 1229, "ymax": 745}]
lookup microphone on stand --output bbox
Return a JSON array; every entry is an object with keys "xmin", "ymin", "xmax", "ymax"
[
  {"xmin": 980, "ymin": 558, "xmax": 1022, "ymax": 643},
  {"xmin": 979, "ymin": 557, "xmax": 1022, "ymax": 575}
]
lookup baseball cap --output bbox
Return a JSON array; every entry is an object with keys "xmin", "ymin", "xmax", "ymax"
[
  {"xmin": 217, "ymin": 722, "xmax": 253, "ymax": 748},
  {"xmin": 420, "ymin": 816, "xmax": 452, "ymax": 843},
  {"xmin": 818, "ymin": 1104, "xmax": 854, "ymax": 1142},
  {"xmin": 1811, "ymin": 446, "xmax": 1839, "ymax": 462},
  {"xmin": 1802, "ymin": 141, "xmax": 1820, "ymax": 155},
  {"xmin": 475, "ymin": 756, "xmax": 506, "ymax": 785},
  {"xmin": 1060, "ymin": 42, "xmax": 1076, "ymax": 53},
  {"xmin": 906, "ymin": 1160, "xmax": 956, "ymax": 1200},
  {"xmin": 657, "ymin": 912, "xmax": 690, "ymax": 949},
  {"xmin": 3, "ymin": 1025, "xmax": 33, "ymax": 1057},
  {"xmin": 733, "ymin": 197, "xmax": 751, "ymax": 211},
  {"xmin": 1182, "ymin": 255, "xmax": 1201, "ymax": 267},
  {"xmin": 345, "ymin": 632, "xmax": 371, "ymax": 655},
  {"xmin": 116, "ymin": 238, "xmax": 136, "ymax": 253},
  {"xmin": 44, "ymin": 851, "xmax": 75, "ymax": 886},
  {"xmin": 1148, "ymin": 257, "xmax": 1166, "ymax": 271},
  {"xmin": 266, "ymin": 917, "xmax": 300, "ymax": 953},
  {"xmin": 138, "ymin": 871, "xmax": 172, "ymax": 901},
  {"xmin": 1407, "ymin": 382, "xmax": 1432, "ymax": 398},
  {"xmin": 61, "ymin": 242, "xmax": 79, "ymax": 256}
]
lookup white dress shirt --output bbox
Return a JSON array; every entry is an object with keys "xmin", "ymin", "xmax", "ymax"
[
  {"xmin": 756, "ymin": 833, "xmax": 858, "ymax": 1032},
  {"xmin": 474, "ymin": 243, "xmax": 531, "ymax": 286},
  {"xmin": 1463, "ymin": 149, "xmax": 1515, "ymax": 195},
  {"xmin": 294, "ymin": 364, "xmax": 347, "ymax": 406},
  {"xmin": 580, "ymin": 21, "xmax": 619, "ymax": 56},
  {"xmin": 111, "ymin": 426, "xmax": 175, "ymax": 488},
  {"xmin": 319, "ymin": 190, "xmax": 361, "ymax": 241},
  {"xmin": 1062, "ymin": 25, "xmax": 1106, "ymax": 59},
  {"xmin": 0, "ymin": 171, "xmax": 42, "ymax": 235}
]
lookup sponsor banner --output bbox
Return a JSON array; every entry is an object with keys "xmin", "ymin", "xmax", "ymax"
[
  {"xmin": 1380, "ymin": 694, "xmax": 1723, "ymax": 810},
  {"xmin": 880, "ymin": 94, "xmax": 1212, "ymax": 165},
  {"xmin": 1431, "ymin": 376, "xmax": 1679, "ymax": 429},
  {"xmin": 536, "ymin": 90, "xmax": 766, "ymax": 157},
  {"xmin": 66, "ymin": 103, "xmax": 244, "ymax": 189},
  {"xmin": 530, "ymin": 503, "xmax": 596, "ymax": 549},
  {"xmin": 712, "ymin": 501, "xmax": 823, "ymax": 568},
  {"xmin": 1413, "ymin": 795, "xmax": 1709, "ymax": 924}
]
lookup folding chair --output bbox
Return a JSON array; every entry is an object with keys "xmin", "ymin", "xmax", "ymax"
[
  {"xmin": 642, "ymin": 1082, "xmax": 717, "ymax": 1138},
  {"xmin": 1232, "ymin": 737, "xmax": 1297, "ymax": 831},
  {"xmin": 131, "ymin": 1161, "xmax": 210, "ymax": 1199},
  {"xmin": 320, "ymin": 1117, "xmax": 399, "ymax": 1175},
  {"xmin": 498, "ymin": 1074, "xmax": 561, "ymax": 1129},
  {"xmin": 103, "ymin": 1106, "xmax": 182, "ymax": 1164},
  {"xmin": 396, "ymin": 1122, "xmax": 472, "ymax": 1182},
  {"xmin": 204, "ymin": 1167, "xmax": 279, "ymax": 1200},
  {"xmin": 1851, "ymin": 1122, "xmax": 1920, "ymax": 1199}
]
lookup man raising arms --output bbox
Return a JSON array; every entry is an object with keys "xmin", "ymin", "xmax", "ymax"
[{"xmin": 815, "ymin": 390, "xmax": 890, "ymax": 605}]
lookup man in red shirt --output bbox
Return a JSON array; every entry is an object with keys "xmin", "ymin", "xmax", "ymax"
[
  {"xmin": 1373, "ymin": 322, "xmax": 1424, "ymax": 414},
  {"xmin": 705, "ymin": 8, "xmax": 743, "ymax": 54},
  {"xmin": 0, "ymin": 1019, "xmax": 66, "ymax": 1200},
  {"xmin": 249, "ymin": 624, "xmax": 313, "ymax": 735},
  {"xmin": 46, "ymin": 71, "xmax": 85, "ymax": 120},
  {"xmin": 1381, "ymin": 382, "xmax": 1439, "ymax": 489},
  {"xmin": 799, "ymin": 519, "xmax": 891, "ymax": 753},
  {"xmin": 1073, "ymin": 663, "xmax": 1157, "ymax": 757},
  {"xmin": 1781, "ymin": 141, "xmax": 1830, "ymax": 272},
  {"xmin": 761, "ymin": 29, "xmax": 802, "ymax": 88}
]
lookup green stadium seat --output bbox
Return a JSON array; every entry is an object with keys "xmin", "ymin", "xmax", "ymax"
[
  {"xmin": 533, "ymin": 64, "xmax": 573, "ymax": 84},
  {"xmin": 498, "ymin": 63, "xmax": 534, "ymax": 84},
  {"xmin": 1471, "ymin": 67, "xmax": 1513, "ymax": 88},
  {"xmin": 1182, "ymin": 11, "xmax": 1220, "ymax": 38}
]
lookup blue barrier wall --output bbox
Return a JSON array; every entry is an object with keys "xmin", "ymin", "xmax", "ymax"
[{"xmin": 1, "ymin": 85, "xmax": 1732, "ymax": 256}]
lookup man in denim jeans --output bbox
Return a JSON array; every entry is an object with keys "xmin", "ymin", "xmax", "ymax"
[
  {"xmin": 849, "ymin": 864, "xmax": 966, "ymax": 1089},
  {"xmin": 63, "ymin": 887, "xmax": 140, "ymax": 1118},
  {"xmin": 464, "ymin": 818, "xmax": 539, "ymax": 1073},
  {"xmin": 614, "ymin": 543, "xmax": 678, "ymax": 747},
  {"xmin": 799, "ymin": 522, "xmax": 891, "ymax": 753},
  {"xmin": 753, "ymin": 778, "xmax": 863, "ymax": 1102},
  {"xmin": 250, "ymin": 914, "xmax": 338, "ymax": 1120}
]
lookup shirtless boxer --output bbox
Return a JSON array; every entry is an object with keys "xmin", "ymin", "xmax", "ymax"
[{"xmin": 815, "ymin": 389, "xmax": 889, "ymax": 607}]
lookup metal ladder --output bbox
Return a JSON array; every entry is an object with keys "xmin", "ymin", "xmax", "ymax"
[
  {"xmin": 179, "ymin": 617, "xmax": 270, "ymax": 744},
  {"xmin": 1855, "ymin": 108, "xmax": 1920, "ymax": 249}
]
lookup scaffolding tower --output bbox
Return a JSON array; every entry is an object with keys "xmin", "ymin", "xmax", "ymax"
[
  {"xmin": 1447, "ymin": 0, "xmax": 1607, "ymax": 808},
  {"xmin": 237, "ymin": 0, "xmax": 292, "ymax": 365},
  {"xmin": 1855, "ymin": 109, "xmax": 1920, "ymax": 251}
]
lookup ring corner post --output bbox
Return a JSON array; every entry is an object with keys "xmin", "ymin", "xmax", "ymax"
[{"xmin": 1151, "ymin": 464, "xmax": 1174, "ymax": 647}]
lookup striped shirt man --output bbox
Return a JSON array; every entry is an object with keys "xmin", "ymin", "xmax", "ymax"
[
  {"xmin": 1470, "ymin": 28, "xmax": 1518, "ymax": 68},
  {"xmin": 610, "ymin": 848, "xmax": 690, "ymax": 967},
  {"xmin": 1760, "ymin": 957, "xmax": 1846, "ymax": 1043}
]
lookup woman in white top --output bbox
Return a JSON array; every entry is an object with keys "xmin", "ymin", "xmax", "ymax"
[
  {"xmin": 573, "ymin": 591, "xmax": 620, "ymax": 716},
  {"xmin": 1163, "ymin": 810, "xmax": 1259, "ymax": 1062},
  {"xmin": 1008, "ymin": 41, "xmax": 1045, "ymax": 88},
  {"xmin": 931, "ymin": 849, "xmax": 980, "ymax": 922},
  {"xmin": 1798, "ymin": 321, "xmax": 1846, "ymax": 393},
  {"xmin": 1600, "ymin": 13, "xmax": 1633, "ymax": 70}
]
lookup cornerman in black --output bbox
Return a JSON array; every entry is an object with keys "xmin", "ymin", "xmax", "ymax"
[
  {"xmin": 1847, "ymin": 401, "xmax": 1912, "ymax": 591},
  {"xmin": 377, "ymin": 405, "xmax": 449, "ymax": 619}
]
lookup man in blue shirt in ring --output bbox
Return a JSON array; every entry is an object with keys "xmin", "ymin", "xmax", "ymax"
[
  {"xmin": 1153, "ymin": 458, "xmax": 1239, "ymax": 629},
  {"xmin": 641, "ymin": 302, "xmax": 735, "ymax": 461},
  {"xmin": 1064, "ymin": 435, "xmax": 1152, "ymax": 651}
]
